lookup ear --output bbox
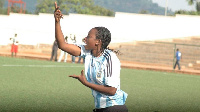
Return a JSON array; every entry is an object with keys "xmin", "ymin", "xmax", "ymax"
[{"xmin": 95, "ymin": 39, "xmax": 101, "ymax": 46}]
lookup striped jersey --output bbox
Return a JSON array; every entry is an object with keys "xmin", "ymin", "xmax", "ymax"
[
  {"xmin": 78, "ymin": 45, "xmax": 128, "ymax": 109},
  {"xmin": 10, "ymin": 37, "xmax": 18, "ymax": 45}
]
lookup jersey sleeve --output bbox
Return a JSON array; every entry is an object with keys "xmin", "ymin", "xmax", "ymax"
[
  {"xmin": 76, "ymin": 44, "xmax": 91, "ymax": 57},
  {"xmin": 104, "ymin": 52, "xmax": 121, "ymax": 88}
]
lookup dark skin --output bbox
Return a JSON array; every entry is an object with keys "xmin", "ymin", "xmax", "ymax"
[{"xmin": 54, "ymin": 2, "xmax": 116, "ymax": 95}]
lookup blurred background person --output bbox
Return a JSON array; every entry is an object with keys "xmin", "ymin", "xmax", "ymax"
[
  {"xmin": 58, "ymin": 36, "xmax": 68, "ymax": 62},
  {"xmin": 69, "ymin": 34, "xmax": 77, "ymax": 63},
  {"xmin": 77, "ymin": 38, "xmax": 86, "ymax": 64},
  {"xmin": 10, "ymin": 33, "xmax": 19, "ymax": 57},
  {"xmin": 77, "ymin": 55, "xmax": 85, "ymax": 64},
  {"xmin": 173, "ymin": 48, "xmax": 182, "ymax": 70},
  {"xmin": 50, "ymin": 40, "xmax": 58, "ymax": 61}
]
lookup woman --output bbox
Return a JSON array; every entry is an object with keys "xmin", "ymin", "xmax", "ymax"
[{"xmin": 54, "ymin": 2, "xmax": 128, "ymax": 112}]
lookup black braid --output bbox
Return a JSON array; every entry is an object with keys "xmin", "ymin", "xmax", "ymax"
[
  {"xmin": 94, "ymin": 27, "xmax": 121, "ymax": 55},
  {"xmin": 94, "ymin": 27, "xmax": 111, "ymax": 52}
]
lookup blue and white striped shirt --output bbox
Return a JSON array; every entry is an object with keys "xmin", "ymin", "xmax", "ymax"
[{"xmin": 78, "ymin": 45, "xmax": 128, "ymax": 109}]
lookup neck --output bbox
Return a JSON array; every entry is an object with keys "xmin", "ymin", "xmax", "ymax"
[{"xmin": 92, "ymin": 49, "xmax": 103, "ymax": 57}]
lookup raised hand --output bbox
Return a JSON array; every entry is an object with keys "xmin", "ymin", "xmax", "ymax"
[
  {"xmin": 54, "ymin": 2, "xmax": 63, "ymax": 22},
  {"xmin": 69, "ymin": 70, "xmax": 88, "ymax": 86}
]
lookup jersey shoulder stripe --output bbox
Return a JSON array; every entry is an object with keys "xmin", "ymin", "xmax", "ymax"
[{"xmin": 103, "ymin": 50, "xmax": 112, "ymax": 77}]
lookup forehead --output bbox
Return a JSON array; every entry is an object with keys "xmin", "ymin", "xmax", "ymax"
[{"xmin": 88, "ymin": 28, "xmax": 97, "ymax": 36}]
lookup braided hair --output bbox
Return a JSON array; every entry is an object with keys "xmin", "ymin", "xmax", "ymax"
[
  {"xmin": 94, "ymin": 27, "xmax": 111, "ymax": 52},
  {"xmin": 94, "ymin": 27, "xmax": 121, "ymax": 55}
]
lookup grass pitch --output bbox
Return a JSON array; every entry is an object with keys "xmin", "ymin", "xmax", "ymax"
[{"xmin": 0, "ymin": 56, "xmax": 200, "ymax": 112}]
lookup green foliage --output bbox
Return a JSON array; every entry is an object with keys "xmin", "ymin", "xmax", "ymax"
[
  {"xmin": 139, "ymin": 10, "xmax": 149, "ymax": 14},
  {"xmin": 94, "ymin": 0, "xmax": 173, "ymax": 15},
  {"xmin": 0, "ymin": 0, "xmax": 6, "ymax": 14},
  {"xmin": 10, "ymin": 5, "xmax": 21, "ymax": 13},
  {"xmin": 0, "ymin": 0, "xmax": 5, "ymax": 7},
  {"xmin": 0, "ymin": 0, "xmax": 178, "ymax": 16},
  {"xmin": 187, "ymin": 0, "xmax": 200, "ymax": 12},
  {"xmin": 35, "ymin": 0, "xmax": 55, "ymax": 14},
  {"xmin": 0, "ymin": 0, "xmax": 33, "ymax": 15},
  {"xmin": 175, "ymin": 10, "xmax": 200, "ymax": 15},
  {"xmin": 0, "ymin": 9, "xmax": 7, "ymax": 15},
  {"xmin": 35, "ymin": 0, "xmax": 114, "ymax": 16},
  {"xmin": 187, "ymin": 0, "xmax": 194, "ymax": 5},
  {"xmin": 197, "ymin": 2, "xmax": 200, "ymax": 12},
  {"xmin": 174, "ymin": 0, "xmax": 200, "ymax": 15}
]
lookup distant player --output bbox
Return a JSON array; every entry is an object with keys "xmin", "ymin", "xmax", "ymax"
[
  {"xmin": 54, "ymin": 2, "xmax": 128, "ymax": 112},
  {"xmin": 174, "ymin": 48, "xmax": 182, "ymax": 70},
  {"xmin": 10, "ymin": 33, "xmax": 19, "ymax": 57}
]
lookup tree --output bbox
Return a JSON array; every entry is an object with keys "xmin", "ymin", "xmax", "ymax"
[
  {"xmin": 139, "ymin": 10, "xmax": 149, "ymax": 14},
  {"xmin": 0, "ymin": 0, "xmax": 5, "ymax": 7},
  {"xmin": 94, "ymin": 0, "xmax": 172, "ymax": 15},
  {"xmin": 35, "ymin": 0, "xmax": 114, "ymax": 16},
  {"xmin": 187, "ymin": 0, "xmax": 200, "ymax": 12},
  {"xmin": 175, "ymin": 10, "xmax": 199, "ymax": 15},
  {"xmin": 0, "ymin": 0, "xmax": 6, "ymax": 14}
]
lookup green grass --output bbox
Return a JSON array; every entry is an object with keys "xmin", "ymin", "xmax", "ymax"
[{"xmin": 0, "ymin": 56, "xmax": 200, "ymax": 112}]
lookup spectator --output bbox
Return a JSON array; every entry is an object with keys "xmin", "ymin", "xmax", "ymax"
[
  {"xmin": 58, "ymin": 36, "xmax": 68, "ymax": 62},
  {"xmin": 174, "ymin": 48, "xmax": 182, "ymax": 70},
  {"xmin": 77, "ymin": 55, "xmax": 85, "ymax": 63},
  {"xmin": 77, "ymin": 38, "xmax": 86, "ymax": 63},
  {"xmin": 10, "ymin": 33, "xmax": 19, "ymax": 57},
  {"xmin": 70, "ymin": 34, "xmax": 77, "ymax": 63},
  {"xmin": 50, "ymin": 40, "xmax": 58, "ymax": 61}
]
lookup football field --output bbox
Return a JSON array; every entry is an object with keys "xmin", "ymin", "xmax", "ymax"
[{"xmin": 0, "ymin": 56, "xmax": 200, "ymax": 112}]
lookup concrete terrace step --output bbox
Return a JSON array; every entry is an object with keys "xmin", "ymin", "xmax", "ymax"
[
  {"xmin": 1, "ymin": 50, "xmax": 200, "ymax": 75},
  {"xmin": 1, "ymin": 41, "xmax": 200, "ymax": 75}
]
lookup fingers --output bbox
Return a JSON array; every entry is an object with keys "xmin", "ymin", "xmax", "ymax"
[
  {"xmin": 55, "ymin": 2, "xmax": 57, "ymax": 9},
  {"xmin": 55, "ymin": 11, "xmax": 63, "ymax": 18},
  {"xmin": 69, "ymin": 74, "xmax": 78, "ymax": 78},
  {"xmin": 54, "ymin": 2, "xmax": 63, "ymax": 22},
  {"xmin": 81, "ymin": 70, "xmax": 84, "ymax": 75},
  {"xmin": 54, "ymin": 2, "xmax": 60, "ymax": 13},
  {"xmin": 69, "ymin": 70, "xmax": 84, "ymax": 78},
  {"xmin": 54, "ymin": 7, "xmax": 63, "ymax": 22},
  {"xmin": 54, "ymin": 2, "xmax": 61, "ymax": 12},
  {"xmin": 69, "ymin": 75, "xmax": 79, "ymax": 80}
]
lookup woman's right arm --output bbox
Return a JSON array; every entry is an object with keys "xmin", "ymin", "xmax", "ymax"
[{"xmin": 54, "ymin": 2, "xmax": 81, "ymax": 56}]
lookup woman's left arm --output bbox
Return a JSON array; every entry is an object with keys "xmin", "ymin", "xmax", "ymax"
[{"xmin": 69, "ymin": 70, "xmax": 117, "ymax": 95}]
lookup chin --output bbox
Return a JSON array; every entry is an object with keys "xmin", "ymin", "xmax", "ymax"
[{"xmin": 84, "ymin": 45, "xmax": 89, "ymax": 50}]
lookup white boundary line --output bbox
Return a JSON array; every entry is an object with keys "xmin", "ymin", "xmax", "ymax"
[{"xmin": 2, "ymin": 65, "xmax": 84, "ymax": 68}]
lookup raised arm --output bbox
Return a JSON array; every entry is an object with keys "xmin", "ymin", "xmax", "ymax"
[{"xmin": 54, "ymin": 2, "xmax": 81, "ymax": 56}]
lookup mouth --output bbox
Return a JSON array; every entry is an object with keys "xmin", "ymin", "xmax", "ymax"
[
  {"xmin": 83, "ymin": 41, "xmax": 87, "ymax": 45},
  {"xmin": 84, "ymin": 43, "xmax": 88, "ymax": 50}
]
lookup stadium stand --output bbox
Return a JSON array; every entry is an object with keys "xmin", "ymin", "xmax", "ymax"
[{"xmin": 1, "ymin": 36, "xmax": 200, "ymax": 75}]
